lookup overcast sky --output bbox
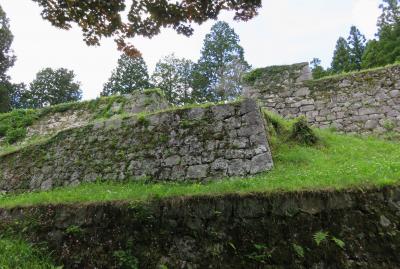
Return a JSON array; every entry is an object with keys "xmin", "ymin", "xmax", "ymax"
[{"xmin": 1, "ymin": 0, "xmax": 381, "ymax": 100}]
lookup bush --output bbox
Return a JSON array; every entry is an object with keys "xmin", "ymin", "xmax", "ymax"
[
  {"xmin": 5, "ymin": 128, "xmax": 27, "ymax": 144},
  {"xmin": 290, "ymin": 117, "xmax": 319, "ymax": 145}
]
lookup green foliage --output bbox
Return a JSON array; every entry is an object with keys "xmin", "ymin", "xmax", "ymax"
[
  {"xmin": 151, "ymin": 54, "xmax": 194, "ymax": 105},
  {"xmin": 31, "ymin": 0, "xmax": 260, "ymax": 56},
  {"xmin": 242, "ymin": 68, "xmax": 265, "ymax": 84},
  {"xmin": 313, "ymin": 231, "xmax": 329, "ymax": 246},
  {"xmin": 262, "ymin": 110, "xmax": 319, "ymax": 147},
  {"xmin": 101, "ymin": 54, "xmax": 150, "ymax": 96},
  {"xmin": 0, "ymin": 4, "xmax": 15, "ymax": 82},
  {"xmin": 331, "ymin": 37, "xmax": 352, "ymax": 73},
  {"xmin": 192, "ymin": 21, "xmax": 250, "ymax": 102},
  {"xmin": 26, "ymin": 68, "xmax": 82, "ymax": 108},
  {"xmin": 0, "ymin": 237, "xmax": 58, "ymax": 268},
  {"xmin": 292, "ymin": 243, "xmax": 305, "ymax": 258},
  {"xmin": 331, "ymin": 237, "xmax": 345, "ymax": 249},
  {"xmin": 310, "ymin": 58, "xmax": 330, "ymax": 79},
  {"xmin": 0, "ymin": 109, "xmax": 38, "ymax": 144},
  {"xmin": 0, "ymin": 82, "xmax": 10, "ymax": 113},
  {"xmin": 113, "ymin": 250, "xmax": 139, "ymax": 269},
  {"xmin": 65, "ymin": 225, "xmax": 83, "ymax": 236},
  {"xmin": 246, "ymin": 243, "xmax": 272, "ymax": 263},
  {"xmin": 362, "ymin": 0, "xmax": 400, "ymax": 68},
  {"xmin": 5, "ymin": 128, "xmax": 27, "ymax": 144},
  {"xmin": 290, "ymin": 117, "xmax": 319, "ymax": 146},
  {"xmin": 347, "ymin": 26, "xmax": 366, "ymax": 71}
]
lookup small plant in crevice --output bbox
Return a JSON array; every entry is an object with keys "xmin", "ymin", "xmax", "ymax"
[
  {"xmin": 331, "ymin": 236, "xmax": 345, "ymax": 249},
  {"xmin": 246, "ymin": 243, "xmax": 274, "ymax": 263},
  {"xmin": 313, "ymin": 231, "xmax": 329, "ymax": 246},
  {"xmin": 65, "ymin": 225, "xmax": 83, "ymax": 236},
  {"xmin": 292, "ymin": 243, "xmax": 305, "ymax": 258},
  {"xmin": 113, "ymin": 250, "xmax": 139, "ymax": 269}
]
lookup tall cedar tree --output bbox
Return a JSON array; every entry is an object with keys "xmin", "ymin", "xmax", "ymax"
[
  {"xmin": 101, "ymin": 54, "xmax": 150, "ymax": 96},
  {"xmin": 192, "ymin": 21, "xmax": 250, "ymax": 102},
  {"xmin": 151, "ymin": 54, "xmax": 194, "ymax": 105},
  {"xmin": 27, "ymin": 68, "xmax": 82, "ymax": 108},
  {"xmin": 347, "ymin": 26, "xmax": 366, "ymax": 71},
  {"xmin": 362, "ymin": 0, "xmax": 400, "ymax": 68},
  {"xmin": 0, "ymin": 4, "xmax": 15, "ymax": 112},
  {"xmin": 331, "ymin": 37, "xmax": 352, "ymax": 73},
  {"xmin": 31, "ymin": 0, "xmax": 261, "ymax": 56}
]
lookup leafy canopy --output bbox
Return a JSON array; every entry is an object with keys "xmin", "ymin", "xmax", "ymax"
[
  {"xmin": 31, "ymin": 0, "xmax": 262, "ymax": 56},
  {"xmin": 101, "ymin": 54, "xmax": 150, "ymax": 96},
  {"xmin": 26, "ymin": 68, "xmax": 82, "ymax": 108},
  {"xmin": 151, "ymin": 54, "xmax": 194, "ymax": 105}
]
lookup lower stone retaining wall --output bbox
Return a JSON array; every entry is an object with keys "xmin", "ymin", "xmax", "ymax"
[
  {"xmin": 1, "ymin": 186, "xmax": 399, "ymax": 268},
  {"xmin": 0, "ymin": 99, "xmax": 273, "ymax": 193}
]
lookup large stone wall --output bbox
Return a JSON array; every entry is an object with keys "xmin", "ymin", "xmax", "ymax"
[
  {"xmin": 245, "ymin": 63, "xmax": 400, "ymax": 134},
  {"xmin": 0, "ymin": 99, "xmax": 273, "ymax": 193},
  {"xmin": 1, "ymin": 186, "xmax": 399, "ymax": 268}
]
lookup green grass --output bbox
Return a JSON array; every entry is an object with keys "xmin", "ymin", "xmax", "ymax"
[
  {"xmin": 0, "ymin": 128, "xmax": 399, "ymax": 208},
  {"xmin": 0, "ymin": 237, "xmax": 58, "ymax": 269}
]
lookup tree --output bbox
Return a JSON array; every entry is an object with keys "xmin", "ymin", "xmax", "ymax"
[
  {"xmin": 101, "ymin": 54, "xmax": 150, "ymax": 96},
  {"xmin": 347, "ymin": 26, "xmax": 366, "ymax": 70},
  {"xmin": 192, "ymin": 21, "xmax": 250, "ymax": 102},
  {"xmin": 310, "ymin": 58, "xmax": 329, "ymax": 79},
  {"xmin": 8, "ymin": 83, "xmax": 28, "ymax": 109},
  {"xmin": 151, "ymin": 54, "xmax": 194, "ymax": 105},
  {"xmin": 377, "ymin": 0, "xmax": 400, "ymax": 31},
  {"xmin": 330, "ymin": 37, "xmax": 351, "ymax": 73},
  {"xmin": 0, "ymin": 82, "xmax": 10, "ymax": 113},
  {"xmin": 31, "ymin": 0, "xmax": 262, "ymax": 56},
  {"xmin": 362, "ymin": 0, "xmax": 400, "ymax": 68},
  {"xmin": 26, "ymin": 68, "xmax": 82, "ymax": 108},
  {"xmin": 0, "ymin": 4, "xmax": 15, "ymax": 82}
]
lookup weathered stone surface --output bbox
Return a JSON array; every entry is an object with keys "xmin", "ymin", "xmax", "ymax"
[
  {"xmin": 245, "ymin": 63, "xmax": 400, "ymax": 135},
  {"xmin": 0, "ymin": 99, "xmax": 273, "ymax": 193},
  {"xmin": 25, "ymin": 90, "xmax": 170, "ymax": 140},
  {"xmin": 0, "ymin": 186, "xmax": 399, "ymax": 268}
]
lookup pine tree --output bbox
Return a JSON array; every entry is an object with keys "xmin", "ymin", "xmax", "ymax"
[
  {"xmin": 347, "ymin": 26, "xmax": 366, "ymax": 70},
  {"xmin": 151, "ymin": 54, "xmax": 194, "ymax": 105},
  {"xmin": 101, "ymin": 54, "xmax": 150, "ymax": 96},
  {"xmin": 192, "ymin": 21, "xmax": 250, "ymax": 102},
  {"xmin": 331, "ymin": 37, "xmax": 352, "ymax": 73}
]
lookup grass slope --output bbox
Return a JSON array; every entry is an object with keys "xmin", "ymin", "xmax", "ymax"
[{"xmin": 0, "ymin": 128, "xmax": 399, "ymax": 208}]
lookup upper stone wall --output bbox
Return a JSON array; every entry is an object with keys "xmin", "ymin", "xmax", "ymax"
[
  {"xmin": 26, "ymin": 89, "xmax": 169, "ymax": 139},
  {"xmin": 0, "ymin": 99, "xmax": 273, "ymax": 193},
  {"xmin": 244, "ymin": 63, "xmax": 400, "ymax": 134}
]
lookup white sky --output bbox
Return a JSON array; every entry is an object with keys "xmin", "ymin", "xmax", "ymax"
[{"xmin": 1, "ymin": 0, "xmax": 381, "ymax": 100}]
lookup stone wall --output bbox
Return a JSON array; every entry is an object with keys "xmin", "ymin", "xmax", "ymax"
[
  {"xmin": 26, "ymin": 89, "xmax": 170, "ymax": 139},
  {"xmin": 244, "ymin": 63, "xmax": 400, "ymax": 134},
  {"xmin": 1, "ymin": 185, "xmax": 400, "ymax": 268},
  {"xmin": 0, "ymin": 99, "xmax": 273, "ymax": 193}
]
